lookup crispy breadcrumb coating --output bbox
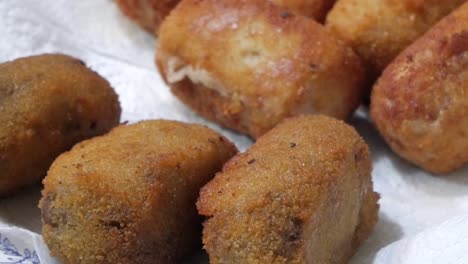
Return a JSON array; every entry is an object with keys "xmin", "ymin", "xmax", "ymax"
[
  {"xmin": 198, "ymin": 115, "xmax": 379, "ymax": 263},
  {"xmin": 0, "ymin": 54, "xmax": 120, "ymax": 196},
  {"xmin": 40, "ymin": 120, "xmax": 237, "ymax": 264}
]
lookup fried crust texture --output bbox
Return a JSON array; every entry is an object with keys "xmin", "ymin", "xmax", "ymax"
[
  {"xmin": 198, "ymin": 115, "xmax": 379, "ymax": 263},
  {"xmin": 157, "ymin": 0, "xmax": 365, "ymax": 138},
  {"xmin": 39, "ymin": 120, "xmax": 237, "ymax": 264},
  {"xmin": 326, "ymin": 0, "xmax": 465, "ymax": 76},
  {"xmin": 371, "ymin": 2, "xmax": 468, "ymax": 174},
  {"xmin": 0, "ymin": 54, "xmax": 121, "ymax": 196}
]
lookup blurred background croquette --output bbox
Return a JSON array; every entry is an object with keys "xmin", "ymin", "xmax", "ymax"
[
  {"xmin": 115, "ymin": 0, "xmax": 337, "ymax": 34},
  {"xmin": 0, "ymin": 54, "xmax": 120, "ymax": 196},
  {"xmin": 326, "ymin": 0, "xmax": 465, "ymax": 79},
  {"xmin": 371, "ymin": 2, "xmax": 468, "ymax": 174}
]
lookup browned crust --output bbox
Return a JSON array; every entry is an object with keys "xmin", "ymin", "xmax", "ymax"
[
  {"xmin": 370, "ymin": 2, "xmax": 468, "ymax": 174},
  {"xmin": 39, "ymin": 120, "xmax": 237, "ymax": 264},
  {"xmin": 0, "ymin": 54, "xmax": 121, "ymax": 196},
  {"xmin": 198, "ymin": 115, "xmax": 379, "ymax": 263},
  {"xmin": 156, "ymin": 0, "xmax": 365, "ymax": 138},
  {"xmin": 326, "ymin": 0, "xmax": 466, "ymax": 76}
]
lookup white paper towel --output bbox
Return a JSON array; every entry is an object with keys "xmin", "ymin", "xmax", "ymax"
[{"xmin": 0, "ymin": 0, "xmax": 467, "ymax": 263}]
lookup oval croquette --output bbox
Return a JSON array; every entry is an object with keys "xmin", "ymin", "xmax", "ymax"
[
  {"xmin": 39, "ymin": 120, "xmax": 238, "ymax": 264},
  {"xmin": 371, "ymin": 3, "xmax": 468, "ymax": 174},
  {"xmin": 197, "ymin": 115, "xmax": 379, "ymax": 264},
  {"xmin": 156, "ymin": 0, "xmax": 366, "ymax": 138},
  {"xmin": 326, "ymin": 0, "xmax": 465, "ymax": 77},
  {"xmin": 0, "ymin": 54, "xmax": 121, "ymax": 196}
]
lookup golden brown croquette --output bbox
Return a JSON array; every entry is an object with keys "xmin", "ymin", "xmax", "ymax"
[
  {"xmin": 198, "ymin": 115, "xmax": 379, "ymax": 264},
  {"xmin": 156, "ymin": 0, "xmax": 366, "ymax": 138},
  {"xmin": 326, "ymin": 0, "xmax": 465, "ymax": 77},
  {"xmin": 0, "ymin": 54, "xmax": 120, "ymax": 196},
  {"xmin": 40, "ymin": 120, "xmax": 237, "ymax": 264},
  {"xmin": 371, "ymin": 3, "xmax": 468, "ymax": 174}
]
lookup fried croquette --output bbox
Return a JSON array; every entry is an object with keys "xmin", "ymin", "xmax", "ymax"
[
  {"xmin": 326, "ymin": 0, "xmax": 465, "ymax": 77},
  {"xmin": 0, "ymin": 54, "xmax": 120, "ymax": 196},
  {"xmin": 116, "ymin": 0, "xmax": 180, "ymax": 33},
  {"xmin": 156, "ymin": 0, "xmax": 366, "ymax": 139},
  {"xmin": 370, "ymin": 3, "xmax": 468, "ymax": 174},
  {"xmin": 197, "ymin": 115, "xmax": 379, "ymax": 264},
  {"xmin": 116, "ymin": 0, "xmax": 336, "ymax": 34},
  {"xmin": 39, "ymin": 120, "xmax": 237, "ymax": 264}
]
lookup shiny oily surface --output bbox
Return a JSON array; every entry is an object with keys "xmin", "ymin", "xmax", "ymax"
[
  {"xmin": 157, "ymin": 0, "xmax": 365, "ymax": 138},
  {"xmin": 371, "ymin": 2, "xmax": 468, "ymax": 174}
]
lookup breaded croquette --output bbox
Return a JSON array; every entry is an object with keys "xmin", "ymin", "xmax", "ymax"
[
  {"xmin": 198, "ymin": 115, "xmax": 379, "ymax": 263},
  {"xmin": 116, "ymin": 0, "xmax": 336, "ymax": 34},
  {"xmin": 40, "ymin": 120, "xmax": 237, "ymax": 264},
  {"xmin": 371, "ymin": 3, "xmax": 468, "ymax": 174},
  {"xmin": 0, "ymin": 54, "xmax": 120, "ymax": 196},
  {"xmin": 157, "ymin": 0, "xmax": 366, "ymax": 138},
  {"xmin": 326, "ymin": 0, "xmax": 465, "ymax": 77}
]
